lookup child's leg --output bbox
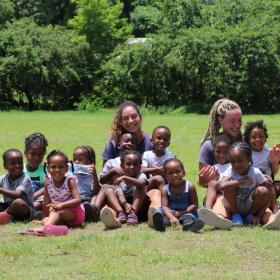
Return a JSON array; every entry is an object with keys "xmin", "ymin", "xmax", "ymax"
[
  {"xmin": 92, "ymin": 184, "xmax": 115, "ymax": 210},
  {"xmin": 6, "ymin": 198, "xmax": 32, "ymax": 219},
  {"xmin": 212, "ymin": 195, "xmax": 230, "ymax": 218},
  {"xmin": 222, "ymin": 188, "xmax": 239, "ymax": 216},
  {"xmin": 205, "ymin": 180, "xmax": 220, "ymax": 209},
  {"xmin": 105, "ymin": 188, "xmax": 124, "ymax": 214},
  {"xmin": 251, "ymin": 186, "xmax": 269, "ymax": 220},
  {"xmin": 34, "ymin": 201, "xmax": 43, "ymax": 211},
  {"xmin": 147, "ymin": 175, "xmax": 164, "ymax": 191},
  {"xmin": 269, "ymin": 183, "xmax": 279, "ymax": 213},
  {"xmin": 42, "ymin": 208, "xmax": 76, "ymax": 226},
  {"xmin": 132, "ymin": 188, "xmax": 146, "ymax": 214}
]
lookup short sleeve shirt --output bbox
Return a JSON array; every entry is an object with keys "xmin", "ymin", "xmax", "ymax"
[
  {"xmin": 115, "ymin": 173, "xmax": 147, "ymax": 197},
  {"xmin": 223, "ymin": 166, "xmax": 266, "ymax": 198},
  {"xmin": 199, "ymin": 139, "xmax": 216, "ymax": 165},
  {"xmin": 0, "ymin": 173, "xmax": 34, "ymax": 207},
  {"xmin": 252, "ymin": 147, "xmax": 272, "ymax": 176},
  {"xmin": 99, "ymin": 157, "xmax": 121, "ymax": 178},
  {"xmin": 142, "ymin": 150, "xmax": 175, "ymax": 168},
  {"xmin": 102, "ymin": 132, "xmax": 153, "ymax": 161},
  {"xmin": 24, "ymin": 163, "xmax": 45, "ymax": 193}
]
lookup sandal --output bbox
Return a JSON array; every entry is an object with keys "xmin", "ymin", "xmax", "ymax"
[
  {"xmin": 18, "ymin": 228, "xmax": 45, "ymax": 236},
  {"xmin": 42, "ymin": 224, "xmax": 69, "ymax": 236}
]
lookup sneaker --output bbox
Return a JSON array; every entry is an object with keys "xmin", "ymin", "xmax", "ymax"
[
  {"xmin": 127, "ymin": 214, "xmax": 138, "ymax": 225},
  {"xmin": 183, "ymin": 218, "xmax": 205, "ymax": 232},
  {"xmin": 100, "ymin": 207, "xmax": 121, "ymax": 229},
  {"xmin": 83, "ymin": 202, "xmax": 100, "ymax": 222},
  {"xmin": 245, "ymin": 214, "xmax": 254, "ymax": 225},
  {"xmin": 147, "ymin": 206, "xmax": 157, "ymax": 227},
  {"xmin": 198, "ymin": 207, "xmax": 232, "ymax": 229},
  {"xmin": 263, "ymin": 210, "xmax": 280, "ymax": 230},
  {"xmin": 152, "ymin": 212, "xmax": 166, "ymax": 232},
  {"xmin": 231, "ymin": 214, "xmax": 244, "ymax": 226},
  {"xmin": 117, "ymin": 211, "xmax": 127, "ymax": 224}
]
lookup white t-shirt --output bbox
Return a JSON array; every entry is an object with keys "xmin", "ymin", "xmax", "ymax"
[
  {"xmin": 142, "ymin": 150, "xmax": 175, "ymax": 168},
  {"xmin": 214, "ymin": 162, "xmax": 231, "ymax": 181},
  {"xmin": 99, "ymin": 157, "xmax": 121, "ymax": 178},
  {"xmin": 223, "ymin": 166, "xmax": 266, "ymax": 199}
]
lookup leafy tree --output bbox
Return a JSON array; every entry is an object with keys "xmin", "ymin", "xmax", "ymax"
[
  {"xmin": 69, "ymin": 0, "xmax": 132, "ymax": 57},
  {"xmin": 0, "ymin": 0, "xmax": 15, "ymax": 27},
  {"xmin": 0, "ymin": 18, "xmax": 91, "ymax": 110},
  {"xmin": 12, "ymin": 0, "xmax": 76, "ymax": 25}
]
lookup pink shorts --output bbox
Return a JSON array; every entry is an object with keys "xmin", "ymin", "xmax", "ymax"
[{"xmin": 67, "ymin": 204, "xmax": 85, "ymax": 227}]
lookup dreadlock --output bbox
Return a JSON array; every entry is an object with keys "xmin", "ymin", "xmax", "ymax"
[{"xmin": 201, "ymin": 99, "xmax": 241, "ymax": 145}]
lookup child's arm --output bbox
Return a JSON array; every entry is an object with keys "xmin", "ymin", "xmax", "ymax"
[
  {"xmin": 48, "ymin": 178, "xmax": 81, "ymax": 210},
  {"xmin": 0, "ymin": 187, "xmax": 23, "ymax": 199},
  {"xmin": 43, "ymin": 182, "xmax": 51, "ymax": 217},
  {"xmin": 115, "ymin": 188, "xmax": 134, "ymax": 214},
  {"xmin": 113, "ymin": 175, "xmax": 148, "ymax": 189},
  {"xmin": 141, "ymin": 166, "xmax": 164, "ymax": 176},
  {"xmin": 99, "ymin": 168, "xmax": 124, "ymax": 184},
  {"xmin": 89, "ymin": 164, "xmax": 101, "ymax": 195},
  {"xmin": 219, "ymin": 176, "xmax": 253, "ymax": 190},
  {"xmin": 161, "ymin": 189, "xmax": 180, "ymax": 225},
  {"xmin": 34, "ymin": 188, "xmax": 44, "ymax": 199}
]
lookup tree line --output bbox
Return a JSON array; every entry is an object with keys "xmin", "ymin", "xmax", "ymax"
[{"xmin": 0, "ymin": 0, "xmax": 279, "ymax": 112}]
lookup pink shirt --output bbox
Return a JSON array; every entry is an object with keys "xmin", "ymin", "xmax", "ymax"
[{"xmin": 45, "ymin": 174, "xmax": 76, "ymax": 204}]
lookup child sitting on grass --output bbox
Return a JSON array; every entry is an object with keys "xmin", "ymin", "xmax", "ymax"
[
  {"xmin": 200, "ymin": 142, "xmax": 280, "ymax": 229},
  {"xmin": 100, "ymin": 150, "xmax": 149, "ymax": 228},
  {"xmin": 19, "ymin": 150, "xmax": 84, "ymax": 236},
  {"xmin": 0, "ymin": 149, "xmax": 35, "ymax": 224},
  {"xmin": 71, "ymin": 145, "xmax": 100, "ymax": 222},
  {"xmin": 152, "ymin": 158, "xmax": 204, "ymax": 232},
  {"xmin": 204, "ymin": 134, "xmax": 231, "ymax": 210},
  {"xmin": 24, "ymin": 132, "xmax": 48, "ymax": 217}
]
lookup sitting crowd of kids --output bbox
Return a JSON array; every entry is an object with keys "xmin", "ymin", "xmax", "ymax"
[{"xmin": 0, "ymin": 120, "xmax": 280, "ymax": 236}]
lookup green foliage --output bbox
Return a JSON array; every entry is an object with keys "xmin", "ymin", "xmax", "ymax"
[
  {"xmin": 69, "ymin": 0, "xmax": 132, "ymax": 57},
  {"xmin": 12, "ymin": 0, "xmax": 76, "ymax": 25},
  {"xmin": 0, "ymin": 0, "xmax": 15, "ymax": 27},
  {"xmin": 130, "ymin": 5, "xmax": 162, "ymax": 37},
  {"xmin": 0, "ymin": 18, "xmax": 92, "ymax": 110},
  {"xmin": 95, "ymin": 0, "xmax": 280, "ymax": 113}
]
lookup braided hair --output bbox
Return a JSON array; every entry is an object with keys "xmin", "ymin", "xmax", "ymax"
[
  {"xmin": 201, "ymin": 99, "xmax": 241, "ymax": 145},
  {"xmin": 24, "ymin": 132, "xmax": 48, "ymax": 153},
  {"xmin": 228, "ymin": 142, "xmax": 253, "ymax": 165},
  {"xmin": 74, "ymin": 145, "xmax": 96, "ymax": 164}
]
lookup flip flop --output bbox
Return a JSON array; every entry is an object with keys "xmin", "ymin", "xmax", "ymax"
[
  {"xmin": 42, "ymin": 224, "xmax": 69, "ymax": 236},
  {"xmin": 18, "ymin": 228, "xmax": 45, "ymax": 236}
]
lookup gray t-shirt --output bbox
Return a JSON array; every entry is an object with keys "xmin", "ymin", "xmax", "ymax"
[
  {"xmin": 116, "ymin": 173, "xmax": 147, "ymax": 197},
  {"xmin": 0, "ymin": 173, "xmax": 34, "ymax": 207},
  {"xmin": 252, "ymin": 146, "xmax": 272, "ymax": 176},
  {"xmin": 223, "ymin": 166, "xmax": 266, "ymax": 199},
  {"xmin": 142, "ymin": 150, "xmax": 175, "ymax": 168},
  {"xmin": 199, "ymin": 139, "xmax": 216, "ymax": 165},
  {"xmin": 99, "ymin": 157, "xmax": 121, "ymax": 178}
]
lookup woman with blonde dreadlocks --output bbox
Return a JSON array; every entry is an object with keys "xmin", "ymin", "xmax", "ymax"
[{"xmin": 197, "ymin": 99, "xmax": 243, "ymax": 229}]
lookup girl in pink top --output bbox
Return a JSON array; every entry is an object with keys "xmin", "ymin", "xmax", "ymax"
[{"xmin": 42, "ymin": 150, "xmax": 84, "ymax": 227}]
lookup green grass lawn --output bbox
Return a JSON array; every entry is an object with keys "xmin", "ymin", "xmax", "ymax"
[{"xmin": 0, "ymin": 110, "xmax": 280, "ymax": 279}]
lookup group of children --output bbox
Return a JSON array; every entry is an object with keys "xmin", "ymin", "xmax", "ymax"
[{"xmin": 0, "ymin": 120, "xmax": 280, "ymax": 236}]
